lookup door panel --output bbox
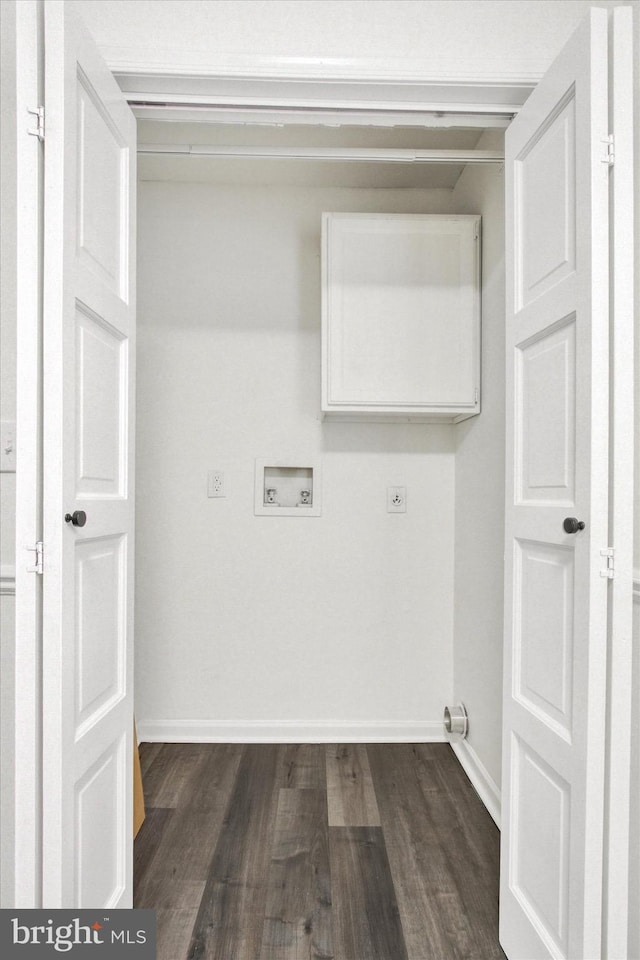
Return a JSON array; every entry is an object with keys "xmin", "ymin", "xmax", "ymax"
[
  {"xmin": 75, "ymin": 735, "xmax": 126, "ymax": 907},
  {"xmin": 75, "ymin": 535, "xmax": 126, "ymax": 735},
  {"xmin": 42, "ymin": 3, "xmax": 136, "ymax": 907},
  {"xmin": 76, "ymin": 73, "xmax": 129, "ymax": 297},
  {"xmin": 75, "ymin": 304, "xmax": 127, "ymax": 498},
  {"xmin": 517, "ymin": 93, "xmax": 576, "ymax": 308},
  {"xmin": 517, "ymin": 317, "xmax": 576, "ymax": 503},
  {"xmin": 501, "ymin": 9, "xmax": 609, "ymax": 959},
  {"xmin": 516, "ymin": 540, "xmax": 574, "ymax": 737},
  {"xmin": 511, "ymin": 737, "xmax": 570, "ymax": 954}
]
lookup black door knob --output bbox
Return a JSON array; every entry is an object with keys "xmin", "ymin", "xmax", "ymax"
[
  {"xmin": 563, "ymin": 517, "xmax": 585, "ymax": 534},
  {"xmin": 65, "ymin": 510, "xmax": 87, "ymax": 527}
]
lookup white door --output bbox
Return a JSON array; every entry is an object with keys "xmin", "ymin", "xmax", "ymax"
[
  {"xmin": 42, "ymin": 3, "xmax": 136, "ymax": 907},
  {"xmin": 501, "ymin": 8, "xmax": 610, "ymax": 960}
]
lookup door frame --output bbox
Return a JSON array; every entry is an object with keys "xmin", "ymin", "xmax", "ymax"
[
  {"xmin": 603, "ymin": 8, "xmax": 635, "ymax": 958},
  {"xmin": 9, "ymin": 9, "xmax": 634, "ymax": 949},
  {"xmin": 7, "ymin": 0, "xmax": 44, "ymax": 910}
]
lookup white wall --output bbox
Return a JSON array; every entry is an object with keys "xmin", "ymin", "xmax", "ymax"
[
  {"xmin": 76, "ymin": 0, "xmax": 621, "ymax": 80},
  {"xmin": 630, "ymin": 3, "xmax": 640, "ymax": 957},
  {"xmin": 632, "ymin": 595, "xmax": 640, "ymax": 959},
  {"xmin": 135, "ymin": 182, "xmax": 457, "ymax": 739},
  {"xmin": 0, "ymin": 0, "xmax": 17, "ymax": 910},
  {"xmin": 450, "ymin": 132, "xmax": 505, "ymax": 793}
]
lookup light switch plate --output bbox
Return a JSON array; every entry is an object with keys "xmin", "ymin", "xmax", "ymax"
[{"xmin": 1, "ymin": 421, "xmax": 16, "ymax": 472}]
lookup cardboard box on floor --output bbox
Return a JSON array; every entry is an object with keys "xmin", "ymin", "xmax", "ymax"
[{"xmin": 134, "ymin": 721, "xmax": 145, "ymax": 837}]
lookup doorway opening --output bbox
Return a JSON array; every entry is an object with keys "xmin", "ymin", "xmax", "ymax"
[
  {"xmin": 132, "ymin": 113, "xmax": 506, "ymax": 762},
  {"xmin": 131, "ymin": 112, "xmax": 507, "ymax": 959}
]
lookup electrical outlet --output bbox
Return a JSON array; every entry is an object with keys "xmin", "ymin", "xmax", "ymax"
[
  {"xmin": 207, "ymin": 470, "xmax": 225, "ymax": 498},
  {"xmin": 387, "ymin": 486, "xmax": 406, "ymax": 513}
]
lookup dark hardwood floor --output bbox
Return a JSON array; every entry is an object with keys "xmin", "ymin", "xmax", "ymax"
[{"xmin": 134, "ymin": 743, "xmax": 505, "ymax": 960}]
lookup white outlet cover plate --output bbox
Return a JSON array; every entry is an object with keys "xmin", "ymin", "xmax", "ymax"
[
  {"xmin": 207, "ymin": 470, "xmax": 226, "ymax": 497},
  {"xmin": 387, "ymin": 485, "xmax": 407, "ymax": 513}
]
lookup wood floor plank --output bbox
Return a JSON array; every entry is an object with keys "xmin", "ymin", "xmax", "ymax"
[
  {"xmin": 260, "ymin": 789, "xmax": 332, "ymax": 960},
  {"xmin": 329, "ymin": 826, "xmax": 408, "ymax": 960},
  {"xmin": 368, "ymin": 743, "xmax": 463, "ymax": 960},
  {"xmin": 133, "ymin": 807, "xmax": 174, "ymax": 903},
  {"xmin": 326, "ymin": 744, "xmax": 380, "ymax": 826},
  {"xmin": 156, "ymin": 882, "xmax": 207, "ymax": 960},
  {"xmin": 187, "ymin": 744, "xmax": 281, "ymax": 960},
  {"xmin": 417, "ymin": 744, "xmax": 501, "ymax": 860},
  {"xmin": 153, "ymin": 743, "xmax": 215, "ymax": 809},
  {"xmin": 138, "ymin": 743, "xmax": 174, "ymax": 806},
  {"xmin": 277, "ymin": 744, "xmax": 327, "ymax": 789},
  {"xmin": 135, "ymin": 744, "xmax": 242, "ymax": 910},
  {"xmin": 135, "ymin": 743, "xmax": 504, "ymax": 960},
  {"xmin": 415, "ymin": 745, "xmax": 504, "ymax": 958},
  {"xmin": 138, "ymin": 741, "xmax": 163, "ymax": 778},
  {"xmin": 367, "ymin": 743, "xmax": 505, "ymax": 960},
  {"xmin": 140, "ymin": 743, "xmax": 209, "ymax": 808}
]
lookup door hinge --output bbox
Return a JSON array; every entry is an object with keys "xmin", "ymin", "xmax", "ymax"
[
  {"xmin": 601, "ymin": 134, "xmax": 614, "ymax": 166},
  {"xmin": 600, "ymin": 547, "xmax": 615, "ymax": 580},
  {"xmin": 27, "ymin": 105, "xmax": 45, "ymax": 142},
  {"xmin": 26, "ymin": 541, "xmax": 44, "ymax": 576}
]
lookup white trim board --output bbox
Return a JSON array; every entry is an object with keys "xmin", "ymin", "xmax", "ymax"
[
  {"xmin": 106, "ymin": 51, "xmax": 545, "ymax": 86},
  {"xmin": 114, "ymin": 63, "xmax": 532, "ymax": 125},
  {"xmin": 136, "ymin": 719, "xmax": 445, "ymax": 744},
  {"xmin": 0, "ymin": 565, "xmax": 16, "ymax": 597},
  {"xmin": 450, "ymin": 739, "xmax": 501, "ymax": 829}
]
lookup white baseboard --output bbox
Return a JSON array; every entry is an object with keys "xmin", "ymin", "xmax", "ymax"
[
  {"xmin": 136, "ymin": 719, "xmax": 446, "ymax": 744},
  {"xmin": 450, "ymin": 738, "xmax": 501, "ymax": 829}
]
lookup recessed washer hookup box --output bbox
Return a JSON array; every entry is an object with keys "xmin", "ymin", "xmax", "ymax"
[{"xmin": 0, "ymin": 909, "xmax": 156, "ymax": 958}]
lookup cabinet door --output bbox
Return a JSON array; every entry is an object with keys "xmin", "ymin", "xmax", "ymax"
[{"xmin": 322, "ymin": 213, "xmax": 480, "ymax": 422}]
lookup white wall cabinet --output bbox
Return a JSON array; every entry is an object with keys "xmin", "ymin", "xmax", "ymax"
[{"xmin": 321, "ymin": 213, "xmax": 481, "ymax": 422}]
